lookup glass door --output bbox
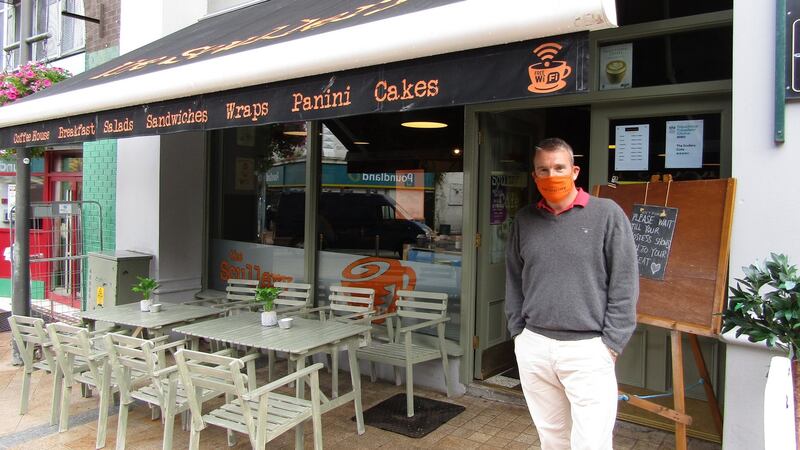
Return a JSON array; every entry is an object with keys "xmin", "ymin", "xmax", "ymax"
[{"xmin": 474, "ymin": 112, "xmax": 539, "ymax": 379}]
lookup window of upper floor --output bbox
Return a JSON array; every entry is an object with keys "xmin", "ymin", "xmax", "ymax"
[{"xmin": 2, "ymin": 0, "xmax": 85, "ymax": 70}]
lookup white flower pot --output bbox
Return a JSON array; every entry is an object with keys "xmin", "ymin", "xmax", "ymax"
[
  {"xmin": 140, "ymin": 299, "xmax": 152, "ymax": 312},
  {"xmin": 261, "ymin": 311, "xmax": 278, "ymax": 327}
]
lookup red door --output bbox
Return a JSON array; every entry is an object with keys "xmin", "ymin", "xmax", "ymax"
[{"xmin": 42, "ymin": 153, "xmax": 83, "ymax": 308}]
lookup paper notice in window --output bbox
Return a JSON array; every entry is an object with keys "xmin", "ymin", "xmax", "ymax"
[
  {"xmin": 665, "ymin": 120, "xmax": 703, "ymax": 168},
  {"xmin": 614, "ymin": 124, "xmax": 649, "ymax": 171}
]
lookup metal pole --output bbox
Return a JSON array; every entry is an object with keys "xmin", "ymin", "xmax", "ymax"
[
  {"xmin": 12, "ymin": 149, "xmax": 31, "ymax": 318},
  {"xmin": 10, "ymin": 0, "xmax": 34, "ymax": 366},
  {"xmin": 19, "ymin": 0, "xmax": 32, "ymax": 65},
  {"xmin": 776, "ymin": 0, "xmax": 787, "ymax": 143}
]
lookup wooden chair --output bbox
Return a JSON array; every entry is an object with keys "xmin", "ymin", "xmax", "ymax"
[
  {"xmin": 273, "ymin": 281, "xmax": 313, "ymax": 315},
  {"xmin": 8, "ymin": 315, "xmax": 64, "ymax": 425},
  {"xmin": 104, "ymin": 332, "xmax": 233, "ymax": 450},
  {"xmin": 303, "ymin": 285, "xmax": 375, "ymax": 398},
  {"xmin": 47, "ymin": 322, "xmax": 142, "ymax": 448},
  {"xmin": 183, "ymin": 278, "xmax": 259, "ymax": 312},
  {"xmin": 175, "ymin": 348, "xmax": 324, "ymax": 450},
  {"xmin": 356, "ymin": 290, "xmax": 453, "ymax": 417},
  {"xmin": 262, "ymin": 282, "xmax": 313, "ymax": 380}
]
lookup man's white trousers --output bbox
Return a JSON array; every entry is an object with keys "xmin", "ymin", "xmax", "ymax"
[{"xmin": 514, "ymin": 329, "xmax": 618, "ymax": 450}]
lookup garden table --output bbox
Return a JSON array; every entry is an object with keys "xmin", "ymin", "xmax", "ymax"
[
  {"xmin": 78, "ymin": 302, "xmax": 221, "ymax": 339},
  {"xmin": 173, "ymin": 313, "xmax": 370, "ymax": 448}
]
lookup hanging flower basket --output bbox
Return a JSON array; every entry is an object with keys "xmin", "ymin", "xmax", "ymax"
[{"xmin": 0, "ymin": 62, "xmax": 71, "ymax": 161}]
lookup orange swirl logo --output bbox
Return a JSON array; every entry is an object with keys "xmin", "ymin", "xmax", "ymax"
[{"xmin": 340, "ymin": 257, "xmax": 416, "ymax": 315}]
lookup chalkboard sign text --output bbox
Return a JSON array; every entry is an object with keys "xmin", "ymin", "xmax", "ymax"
[{"xmin": 630, "ymin": 204, "xmax": 679, "ymax": 280}]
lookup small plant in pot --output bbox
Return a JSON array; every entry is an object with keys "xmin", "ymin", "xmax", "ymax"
[
  {"xmin": 256, "ymin": 286, "xmax": 282, "ymax": 327},
  {"xmin": 132, "ymin": 276, "xmax": 159, "ymax": 312},
  {"xmin": 722, "ymin": 253, "xmax": 800, "ymax": 446}
]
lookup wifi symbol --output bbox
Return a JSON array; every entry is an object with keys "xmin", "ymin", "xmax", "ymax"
[{"xmin": 533, "ymin": 43, "xmax": 563, "ymax": 67}]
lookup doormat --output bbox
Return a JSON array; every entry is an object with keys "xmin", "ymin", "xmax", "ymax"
[{"xmin": 354, "ymin": 393, "xmax": 465, "ymax": 438}]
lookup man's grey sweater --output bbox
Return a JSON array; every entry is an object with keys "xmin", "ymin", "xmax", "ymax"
[{"xmin": 505, "ymin": 196, "xmax": 639, "ymax": 354}]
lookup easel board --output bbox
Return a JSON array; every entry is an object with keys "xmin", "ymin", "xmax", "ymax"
[{"xmin": 594, "ymin": 179, "xmax": 736, "ymax": 336}]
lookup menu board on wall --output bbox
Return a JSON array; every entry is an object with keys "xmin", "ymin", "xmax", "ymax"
[
  {"xmin": 614, "ymin": 124, "xmax": 650, "ymax": 171},
  {"xmin": 630, "ymin": 204, "xmax": 678, "ymax": 280}
]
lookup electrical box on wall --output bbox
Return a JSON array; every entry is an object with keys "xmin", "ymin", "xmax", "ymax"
[{"xmin": 87, "ymin": 250, "xmax": 153, "ymax": 310}]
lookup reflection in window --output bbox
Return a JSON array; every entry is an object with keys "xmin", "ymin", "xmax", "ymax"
[
  {"xmin": 316, "ymin": 108, "xmax": 465, "ymax": 342},
  {"xmin": 210, "ymin": 123, "xmax": 307, "ymax": 245}
]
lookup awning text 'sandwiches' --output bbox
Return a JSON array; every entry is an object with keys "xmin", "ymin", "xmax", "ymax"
[{"xmin": 1, "ymin": 33, "xmax": 588, "ymax": 148}]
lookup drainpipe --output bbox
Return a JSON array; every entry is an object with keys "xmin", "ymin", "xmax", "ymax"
[{"xmin": 11, "ymin": 0, "xmax": 33, "ymax": 366}]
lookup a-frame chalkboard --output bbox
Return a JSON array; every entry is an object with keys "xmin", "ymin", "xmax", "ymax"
[
  {"xmin": 594, "ymin": 178, "xmax": 736, "ymax": 336},
  {"xmin": 595, "ymin": 178, "xmax": 736, "ymax": 450}
]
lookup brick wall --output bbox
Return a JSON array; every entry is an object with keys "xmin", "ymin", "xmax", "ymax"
[
  {"xmin": 82, "ymin": 1, "xmax": 121, "ymax": 256},
  {"xmin": 82, "ymin": 139, "xmax": 117, "ymax": 253},
  {"xmin": 84, "ymin": 0, "xmax": 121, "ymax": 54}
]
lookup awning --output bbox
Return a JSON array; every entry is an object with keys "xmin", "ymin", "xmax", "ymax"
[{"xmin": 0, "ymin": 0, "xmax": 617, "ymax": 148}]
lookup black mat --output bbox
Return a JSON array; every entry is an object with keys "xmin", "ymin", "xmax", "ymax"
[{"xmin": 355, "ymin": 393, "xmax": 465, "ymax": 438}]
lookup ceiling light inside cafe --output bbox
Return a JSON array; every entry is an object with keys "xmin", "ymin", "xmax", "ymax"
[
  {"xmin": 401, "ymin": 121, "xmax": 448, "ymax": 129},
  {"xmin": 283, "ymin": 130, "xmax": 307, "ymax": 136}
]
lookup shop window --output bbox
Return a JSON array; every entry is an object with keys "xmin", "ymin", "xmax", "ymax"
[
  {"xmin": 315, "ymin": 108, "xmax": 465, "ymax": 342},
  {"xmin": 607, "ymin": 113, "xmax": 721, "ymax": 183},
  {"xmin": 598, "ymin": 27, "xmax": 731, "ymax": 90},
  {"xmin": 208, "ymin": 123, "xmax": 308, "ymax": 291},
  {"xmin": 615, "ymin": 0, "xmax": 731, "ymax": 26}
]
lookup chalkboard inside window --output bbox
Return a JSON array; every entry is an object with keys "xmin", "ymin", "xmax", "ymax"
[{"xmin": 630, "ymin": 204, "xmax": 678, "ymax": 280}]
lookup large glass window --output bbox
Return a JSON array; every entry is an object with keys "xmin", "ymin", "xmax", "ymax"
[
  {"xmin": 315, "ymin": 107, "xmax": 465, "ymax": 342},
  {"xmin": 208, "ymin": 123, "xmax": 308, "ymax": 291}
]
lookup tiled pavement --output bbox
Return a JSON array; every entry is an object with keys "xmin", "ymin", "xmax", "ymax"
[{"xmin": 0, "ymin": 331, "xmax": 721, "ymax": 449}]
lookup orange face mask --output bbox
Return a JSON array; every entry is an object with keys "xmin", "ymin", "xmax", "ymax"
[{"xmin": 534, "ymin": 174, "xmax": 575, "ymax": 204}]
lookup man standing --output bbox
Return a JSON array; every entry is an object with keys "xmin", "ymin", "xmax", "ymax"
[{"xmin": 505, "ymin": 138, "xmax": 638, "ymax": 450}]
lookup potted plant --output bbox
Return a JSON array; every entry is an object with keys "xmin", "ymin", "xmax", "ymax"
[
  {"xmin": 256, "ymin": 286, "xmax": 281, "ymax": 327},
  {"xmin": 132, "ymin": 276, "xmax": 159, "ymax": 312},
  {"xmin": 722, "ymin": 253, "xmax": 800, "ymax": 446}
]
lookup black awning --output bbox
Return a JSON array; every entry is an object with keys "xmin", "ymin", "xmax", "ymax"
[
  {"xmin": 25, "ymin": 0, "xmax": 460, "ymax": 99},
  {"xmin": 0, "ymin": 0, "xmax": 615, "ymax": 147}
]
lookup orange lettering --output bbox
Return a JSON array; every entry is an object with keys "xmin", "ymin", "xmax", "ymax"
[
  {"xmin": 211, "ymin": 35, "xmax": 262, "ymax": 54},
  {"xmin": 374, "ymin": 80, "xmax": 388, "ymax": 102},
  {"xmin": 363, "ymin": 0, "xmax": 407, "ymax": 16},
  {"xmin": 428, "ymin": 79, "xmax": 439, "ymax": 96},
  {"xmin": 157, "ymin": 56, "xmax": 181, "ymax": 65},
  {"xmin": 259, "ymin": 19, "xmax": 318, "ymax": 41},
  {"xmin": 291, "ymin": 93, "xmax": 303, "ymax": 112},
  {"xmin": 90, "ymin": 61, "xmax": 137, "ymax": 79}
]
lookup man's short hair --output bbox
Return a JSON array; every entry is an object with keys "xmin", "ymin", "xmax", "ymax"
[{"xmin": 534, "ymin": 137, "xmax": 574, "ymax": 165}]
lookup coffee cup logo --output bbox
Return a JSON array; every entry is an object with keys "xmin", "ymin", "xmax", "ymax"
[
  {"xmin": 605, "ymin": 59, "xmax": 626, "ymax": 85},
  {"xmin": 528, "ymin": 43, "xmax": 572, "ymax": 94}
]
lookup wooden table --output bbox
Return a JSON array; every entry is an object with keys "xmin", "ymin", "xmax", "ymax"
[
  {"xmin": 78, "ymin": 302, "xmax": 222, "ymax": 338},
  {"xmin": 173, "ymin": 313, "xmax": 370, "ymax": 447}
]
